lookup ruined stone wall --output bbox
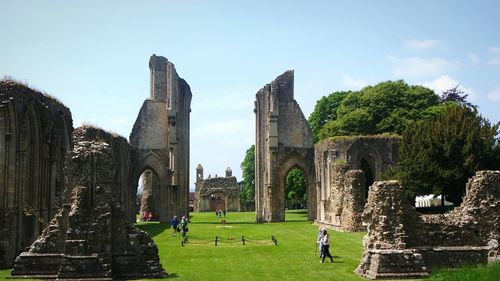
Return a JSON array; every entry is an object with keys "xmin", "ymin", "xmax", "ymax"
[
  {"xmin": 72, "ymin": 126, "xmax": 136, "ymax": 221},
  {"xmin": 0, "ymin": 80, "xmax": 73, "ymax": 267},
  {"xmin": 315, "ymin": 136, "xmax": 399, "ymax": 231},
  {"xmin": 12, "ymin": 126, "xmax": 165, "ymax": 279},
  {"xmin": 194, "ymin": 166, "xmax": 240, "ymax": 212},
  {"xmin": 131, "ymin": 54, "xmax": 192, "ymax": 223},
  {"xmin": 356, "ymin": 171, "xmax": 500, "ymax": 279},
  {"xmin": 254, "ymin": 71, "xmax": 315, "ymax": 222},
  {"xmin": 317, "ymin": 163, "xmax": 366, "ymax": 231}
]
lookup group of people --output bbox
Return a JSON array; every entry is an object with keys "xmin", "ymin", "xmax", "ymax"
[
  {"xmin": 142, "ymin": 211, "xmax": 154, "ymax": 221},
  {"xmin": 317, "ymin": 227, "xmax": 334, "ymax": 263},
  {"xmin": 170, "ymin": 215, "xmax": 189, "ymax": 238}
]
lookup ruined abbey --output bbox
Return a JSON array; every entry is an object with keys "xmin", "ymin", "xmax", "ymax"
[
  {"xmin": 0, "ymin": 55, "xmax": 498, "ymax": 279},
  {"xmin": 0, "ymin": 54, "xmax": 191, "ymax": 278}
]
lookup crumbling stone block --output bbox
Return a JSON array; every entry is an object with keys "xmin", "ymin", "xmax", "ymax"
[
  {"xmin": 11, "ymin": 126, "xmax": 166, "ymax": 280},
  {"xmin": 356, "ymin": 171, "xmax": 500, "ymax": 279}
]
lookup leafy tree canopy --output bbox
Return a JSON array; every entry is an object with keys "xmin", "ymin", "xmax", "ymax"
[
  {"xmin": 308, "ymin": 80, "xmax": 444, "ymax": 142},
  {"xmin": 285, "ymin": 168, "xmax": 307, "ymax": 209},
  {"xmin": 318, "ymin": 80, "xmax": 440, "ymax": 140},
  {"xmin": 240, "ymin": 145, "xmax": 255, "ymax": 202},
  {"xmin": 308, "ymin": 91, "xmax": 350, "ymax": 143},
  {"xmin": 394, "ymin": 105, "xmax": 500, "ymax": 204}
]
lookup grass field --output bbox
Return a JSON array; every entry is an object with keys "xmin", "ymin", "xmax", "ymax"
[{"xmin": 1, "ymin": 210, "xmax": 499, "ymax": 280}]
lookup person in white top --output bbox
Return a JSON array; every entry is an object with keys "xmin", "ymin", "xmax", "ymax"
[{"xmin": 321, "ymin": 229, "xmax": 334, "ymax": 263}]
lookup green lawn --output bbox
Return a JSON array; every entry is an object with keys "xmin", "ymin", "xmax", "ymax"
[
  {"xmin": 1, "ymin": 210, "xmax": 499, "ymax": 280},
  {"xmin": 136, "ymin": 210, "xmax": 366, "ymax": 281}
]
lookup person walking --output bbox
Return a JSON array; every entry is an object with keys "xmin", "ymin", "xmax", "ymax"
[
  {"xmin": 317, "ymin": 227, "xmax": 324, "ymax": 258},
  {"xmin": 180, "ymin": 215, "xmax": 189, "ymax": 238},
  {"xmin": 321, "ymin": 229, "xmax": 334, "ymax": 263},
  {"xmin": 171, "ymin": 215, "xmax": 179, "ymax": 237}
]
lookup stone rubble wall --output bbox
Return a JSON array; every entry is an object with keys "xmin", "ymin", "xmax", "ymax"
[
  {"xmin": 318, "ymin": 164, "xmax": 366, "ymax": 232},
  {"xmin": 315, "ymin": 136, "xmax": 400, "ymax": 232},
  {"xmin": 11, "ymin": 126, "xmax": 166, "ymax": 279},
  {"xmin": 356, "ymin": 170, "xmax": 500, "ymax": 279}
]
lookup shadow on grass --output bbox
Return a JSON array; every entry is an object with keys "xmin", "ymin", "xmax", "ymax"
[
  {"xmin": 167, "ymin": 272, "xmax": 179, "ymax": 279},
  {"xmin": 135, "ymin": 223, "xmax": 169, "ymax": 238}
]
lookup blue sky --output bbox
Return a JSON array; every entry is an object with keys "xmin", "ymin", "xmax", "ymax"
[{"xmin": 1, "ymin": 0, "xmax": 499, "ymax": 190}]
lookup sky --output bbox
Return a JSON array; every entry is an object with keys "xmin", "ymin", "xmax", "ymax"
[{"xmin": 1, "ymin": 0, "xmax": 499, "ymax": 191}]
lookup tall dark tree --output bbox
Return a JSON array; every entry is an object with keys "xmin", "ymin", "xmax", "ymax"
[
  {"xmin": 396, "ymin": 105, "xmax": 500, "ymax": 205},
  {"xmin": 240, "ymin": 145, "xmax": 255, "ymax": 202},
  {"xmin": 285, "ymin": 168, "xmax": 307, "ymax": 209},
  {"xmin": 439, "ymin": 85, "xmax": 475, "ymax": 109}
]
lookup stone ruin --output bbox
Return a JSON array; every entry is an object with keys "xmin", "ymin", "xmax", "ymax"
[
  {"xmin": 11, "ymin": 126, "xmax": 166, "ymax": 279},
  {"xmin": 254, "ymin": 70, "xmax": 316, "ymax": 222},
  {"xmin": 355, "ymin": 170, "xmax": 500, "ymax": 279},
  {"xmin": 315, "ymin": 136, "xmax": 399, "ymax": 231},
  {"xmin": 0, "ymin": 80, "xmax": 73, "ymax": 267},
  {"xmin": 130, "ymin": 54, "xmax": 192, "ymax": 223},
  {"xmin": 194, "ymin": 165, "xmax": 240, "ymax": 212}
]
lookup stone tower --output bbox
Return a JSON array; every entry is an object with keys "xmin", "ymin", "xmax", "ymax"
[
  {"xmin": 196, "ymin": 164, "xmax": 204, "ymax": 183},
  {"xmin": 130, "ymin": 54, "xmax": 192, "ymax": 223},
  {"xmin": 226, "ymin": 167, "xmax": 232, "ymax": 177},
  {"xmin": 254, "ymin": 71, "xmax": 315, "ymax": 222}
]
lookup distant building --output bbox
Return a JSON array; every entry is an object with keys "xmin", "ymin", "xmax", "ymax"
[{"xmin": 194, "ymin": 164, "xmax": 240, "ymax": 212}]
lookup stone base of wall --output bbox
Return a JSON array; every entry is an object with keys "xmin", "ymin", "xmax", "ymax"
[
  {"xmin": 356, "ymin": 249, "xmax": 429, "ymax": 280},
  {"xmin": 356, "ymin": 246, "xmax": 491, "ymax": 279}
]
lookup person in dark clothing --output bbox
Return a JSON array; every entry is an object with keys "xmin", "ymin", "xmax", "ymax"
[
  {"xmin": 321, "ymin": 229, "xmax": 334, "ymax": 263},
  {"xmin": 171, "ymin": 215, "xmax": 179, "ymax": 237}
]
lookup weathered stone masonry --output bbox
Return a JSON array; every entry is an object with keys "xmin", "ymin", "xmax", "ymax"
[
  {"xmin": 194, "ymin": 165, "xmax": 240, "ymax": 212},
  {"xmin": 356, "ymin": 171, "xmax": 500, "ymax": 279},
  {"xmin": 0, "ymin": 80, "xmax": 73, "ymax": 268},
  {"xmin": 254, "ymin": 70, "xmax": 315, "ymax": 222},
  {"xmin": 315, "ymin": 136, "xmax": 399, "ymax": 231},
  {"xmin": 11, "ymin": 126, "xmax": 166, "ymax": 279},
  {"xmin": 130, "ymin": 54, "xmax": 192, "ymax": 223}
]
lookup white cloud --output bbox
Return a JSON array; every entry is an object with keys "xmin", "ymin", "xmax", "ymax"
[
  {"xmin": 488, "ymin": 46, "xmax": 500, "ymax": 53},
  {"xmin": 404, "ymin": 39, "xmax": 439, "ymax": 50},
  {"xmin": 487, "ymin": 58, "xmax": 500, "ymax": 65},
  {"xmin": 487, "ymin": 87, "xmax": 500, "ymax": 102},
  {"xmin": 424, "ymin": 75, "xmax": 477, "ymax": 101},
  {"xmin": 387, "ymin": 55, "xmax": 459, "ymax": 78},
  {"xmin": 468, "ymin": 53, "xmax": 480, "ymax": 64},
  {"xmin": 341, "ymin": 75, "xmax": 368, "ymax": 90}
]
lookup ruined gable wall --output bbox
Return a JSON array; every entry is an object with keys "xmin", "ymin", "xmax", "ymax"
[{"xmin": 255, "ymin": 71, "xmax": 315, "ymax": 222}]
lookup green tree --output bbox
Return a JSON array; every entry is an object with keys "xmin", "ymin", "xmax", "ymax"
[
  {"xmin": 285, "ymin": 168, "xmax": 307, "ymax": 209},
  {"xmin": 240, "ymin": 145, "xmax": 255, "ymax": 202},
  {"xmin": 316, "ymin": 80, "xmax": 440, "ymax": 140},
  {"xmin": 308, "ymin": 91, "xmax": 350, "ymax": 142},
  {"xmin": 395, "ymin": 105, "xmax": 500, "ymax": 205}
]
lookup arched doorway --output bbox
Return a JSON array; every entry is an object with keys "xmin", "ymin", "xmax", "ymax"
[
  {"xmin": 209, "ymin": 192, "xmax": 225, "ymax": 212},
  {"xmin": 132, "ymin": 152, "xmax": 171, "ymax": 223},
  {"xmin": 360, "ymin": 157, "xmax": 374, "ymax": 201},
  {"xmin": 138, "ymin": 168, "xmax": 161, "ymax": 221},
  {"xmin": 284, "ymin": 167, "xmax": 307, "ymax": 210}
]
